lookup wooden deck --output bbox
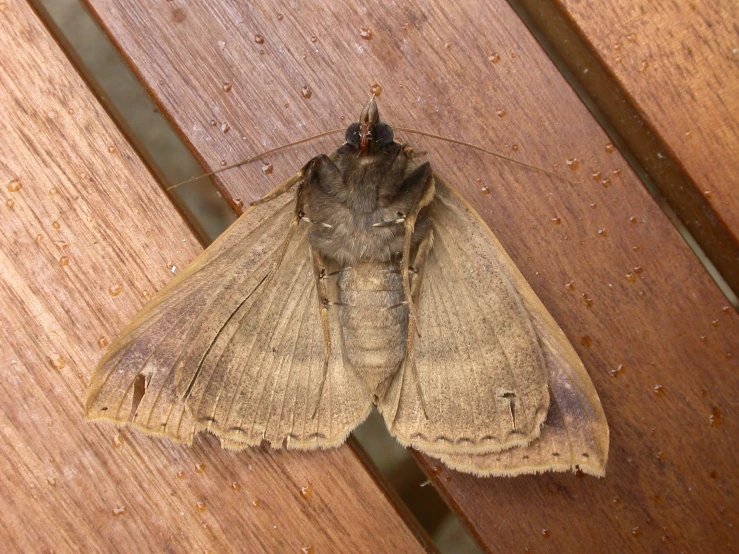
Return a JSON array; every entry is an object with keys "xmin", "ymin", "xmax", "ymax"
[{"xmin": 2, "ymin": 0, "xmax": 736, "ymax": 552}]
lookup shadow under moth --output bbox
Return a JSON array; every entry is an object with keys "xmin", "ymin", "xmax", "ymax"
[{"xmin": 86, "ymin": 98, "xmax": 609, "ymax": 477}]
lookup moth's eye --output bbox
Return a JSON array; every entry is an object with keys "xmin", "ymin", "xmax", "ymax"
[
  {"xmin": 375, "ymin": 123, "xmax": 394, "ymax": 145},
  {"xmin": 345, "ymin": 123, "xmax": 360, "ymax": 145}
]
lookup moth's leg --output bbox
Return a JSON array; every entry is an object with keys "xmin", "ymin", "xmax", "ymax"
[
  {"xmin": 396, "ymin": 163, "xmax": 436, "ymax": 329},
  {"xmin": 250, "ymin": 155, "xmax": 322, "ymax": 206},
  {"xmin": 400, "ymin": 227, "xmax": 434, "ymax": 420},
  {"xmin": 310, "ymin": 247, "xmax": 332, "ymax": 419}
]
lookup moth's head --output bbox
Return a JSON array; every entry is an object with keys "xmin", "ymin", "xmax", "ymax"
[{"xmin": 344, "ymin": 97, "xmax": 395, "ymax": 156}]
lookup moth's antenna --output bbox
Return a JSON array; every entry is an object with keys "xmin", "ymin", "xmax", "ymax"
[
  {"xmin": 167, "ymin": 129, "xmax": 345, "ymax": 190},
  {"xmin": 394, "ymin": 127, "xmax": 582, "ymax": 185}
]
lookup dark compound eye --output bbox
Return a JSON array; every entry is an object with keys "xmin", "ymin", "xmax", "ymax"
[
  {"xmin": 375, "ymin": 123, "xmax": 394, "ymax": 145},
  {"xmin": 345, "ymin": 122, "xmax": 360, "ymax": 145}
]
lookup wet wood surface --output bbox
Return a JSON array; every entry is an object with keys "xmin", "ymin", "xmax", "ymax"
[
  {"xmin": 0, "ymin": 2, "xmax": 429, "ymax": 552},
  {"xmin": 516, "ymin": 0, "xmax": 739, "ymax": 294},
  {"xmin": 71, "ymin": 0, "xmax": 739, "ymax": 552}
]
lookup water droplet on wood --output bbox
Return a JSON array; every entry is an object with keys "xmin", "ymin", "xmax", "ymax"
[
  {"xmin": 359, "ymin": 27, "xmax": 373, "ymax": 40},
  {"xmin": 300, "ymin": 86, "xmax": 312, "ymax": 99}
]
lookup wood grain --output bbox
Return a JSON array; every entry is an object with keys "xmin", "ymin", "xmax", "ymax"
[
  {"xmin": 0, "ymin": 2, "xmax": 428, "ymax": 552},
  {"xmin": 78, "ymin": 0, "xmax": 739, "ymax": 552},
  {"xmin": 515, "ymin": 0, "xmax": 739, "ymax": 295}
]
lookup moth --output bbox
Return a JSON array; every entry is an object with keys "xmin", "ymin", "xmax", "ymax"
[{"xmin": 86, "ymin": 98, "xmax": 609, "ymax": 477}]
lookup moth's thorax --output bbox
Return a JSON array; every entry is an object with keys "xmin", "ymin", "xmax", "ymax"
[
  {"xmin": 306, "ymin": 142, "xmax": 429, "ymax": 265},
  {"xmin": 337, "ymin": 262, "xmax": 408, "ymax": 397}
]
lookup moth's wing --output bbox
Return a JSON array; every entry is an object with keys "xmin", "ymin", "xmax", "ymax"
[
  {"xmin": 379, "ymin": 176, "xmax": 608, "ymax": 476},
  {"xmin": 86, "ymin": 190, "xmax": 372, "ymax": 449}
]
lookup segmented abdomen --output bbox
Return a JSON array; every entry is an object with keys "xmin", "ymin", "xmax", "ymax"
[{"xmin": 337, "ymin": 262, "xmax": 408, "ymax": 395}]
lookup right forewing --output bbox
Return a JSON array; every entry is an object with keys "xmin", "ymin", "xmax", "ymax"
[{"xmin": 86, "ymin": 190, "xmax": 371, "ymax": 450}]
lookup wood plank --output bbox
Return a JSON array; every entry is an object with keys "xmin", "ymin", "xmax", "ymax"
[
  {"xmin": 79, "ymin": 0, "xmax": 739, "ymax": 552},
  {"xmin": 0, "ymin": 2, "xmax": 428, "ymax": 552},
  {"xmin": 514, "ymin": 0, "xmax": 739, "ymax": 295}
]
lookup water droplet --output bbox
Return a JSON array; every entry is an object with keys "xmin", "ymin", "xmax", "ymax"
[
  {"xmin": 176, "ymin": 470, "xmax": 185, "ymax": 479},
  {"xmin": 402, "ymin": 23, "xmax": 410, "ymax": 31},
  {"xmin": 233, "ymin": 199, "xmax": 244, "ymax": 210},
  {"xmin": 222, "ymin": 82, "xmax": 232, "ymax": 92},
  {"xmin": 300, "ymin": 85, "xmax": 312, "ymax": 99},
  {"xmin": 112, "ymin": 433, "xmax": 124, "ymax": 448},
  {"xmin": 301, "ymin": 547, "xmax": 315, "ymax": 554},
  {"xmin": 47, "ymin": 476, "xmax": 57, "ymax": 486},
  {"xmin": 35, "ymin": 234, "xmax": 44, "ymax": 243},
  {"xmin": 277, "ymin": 13, "xmax": 283, "ymax": 20},
  {"xmin": 231, "ymin": 481, "xmax": 241, "ymax": 491},
  {"xmin": 112, "ymin": 506, "xmax": 127, "ymax": 517},
  {"xmin": 488, "ymin": 52, "xmax": 500, "ymax": 64},
  {"xmin": 709, "ymin": 407, "xmax": 722, "ymax": 428},
  {"xmin": 566, "ymin": 158, "xmax": 580, "ymax": 171},
  {"xmin": 511, "ymin": 144, "xmax": 519, "ymax": 152},
  {"xmin": 52, "ymin": 221, "xmax": 61, "ymax": 230},
  {"xmin": 580, "ymin": 336, "xmax": 593, "ymax": 347},
  {"xmin": 541, "ymin": 528, "xmax": 551, "ymax": 538},
  {"xmin": 684, "ymin": 131, "xmax": 692, "ymax": 139},
  {"xmin": 6, "ymin": 179, "xmax": 22, "ymax": 192},
  {"xmin": 610, "ymin": 364, "xmax": 625, "ymax": 377},
  {"xmin": 582, "ymin": 294, "xmax": 593, "ymax": 308},
  {"xmin": 196, "ymin": 500, "xmax": 207, "ymax": 512},
  {"xmin": 726, "ymin": 352, "xmax": 734, "ymax": 359},
  {"xmin": 592, "ymin": 171, "xmax": 603, "ymax": 181},
  {"xmin": 640, "ymin": 60, "xmax": 649, "ymax": 72},
  {"xmin": 359, "ymin": 27, "xmax": 373, "ymax": 40},
  {"xmin": 370, "ymin": 84, "xmax": 383, "ymax": 97},
  {"xmin": 597, "ymin": 228, "xmax": 607, "ymax": 238},
  {"xmin": 496, "ymin": 109, "xmax": 506, "ymax": 118},
  {"xmin": 195, "ymin": 463, "xmax": 206, "ymax": 473},
  {"xmin": 444, "ymin": 41, "xmax": 452, "ymax": 49},
  {"xmin": 59, "ymin": 256, "xmax": 70, "ymax": 267},
  {"xmin": 220, "ymin": 122, "xmax": 230, "ymax": 133},
  {"xmin": 629, "ymin": 216, "xmax": 638, "ymax": 224},
  {"xmin": 251, "ymin": 499, "xmax": 261, "ymax": 509},
  {"xmin": 633, "ymin": 266, "xmax": 643, "ymax": 274},
  {"xmin": 552, "ymin": 216, "xmax": 561, "ymax": 225},
  {"xmin": 601, "ymin": 178, "xmax": 611, "ymax": 187},
  {"xmin": 626, "ymin": 273, "xmax": 636, "ymax": 283},
  {"xmin": 711, "ymin": 319, "xmax": 720, "ymax": 328},
  {"xmin": 299, "ymin": 482, "xmax": 313, "ymax": 500},
  {"xmin": 631, "ymin": 526, "xmax": 641, "ymax": 538},
  {"xmin": 661, "ymin": 535, "xmax": 669, "ymax": 544},
  {"xmin": 311, "ymin": 35, "xmax": 318, "ymax": 43},
  {"xmin": 654, "ymin": 384, "xmax": 665, "ymax": 396},
  {"xmin": 605, "ymin": 143, "xmax": 615, "ymax": 153},
  {"xmin": 108, "ymin": 283, "xmax": 123, "ymax": 296},
  {"xmin": 656, "ymin": 450, "xmax": 665, "ymax": 462},
  {"xmin": 0, "ymin": 3, "xmax": 8, "ymax": 13},
  {"xmin": 612, "ymin": 496, "xmax": 622, "ymax": 505},
  {"xmin": 68, "ymin": 108, "xmax": 75, "ymax": 115},
  {"xmin": 565, "ymin": 281, "xmax": 575, "ymax": 291},
  {"xmin": 49, "ymin": 354, "xmax": 66, "ymax": 371},
  {"xmin": 254, "ymin": 34, "xmax": 264, "ymax": 44},
  {"xmin": 626, "ymin": 33, "xmax": 637, "ymax": 43},
  {"xmin": 209, "ymin": 119, "xmax": 217, "ymax": 127},
  {"xmin": 6, "ymin": 199, "xmax": 15, "ymax": 209},
  {"xmin": 613, "ymin": 168, "xmax": 622, "ymax": 177},
  {"xmin": 481, "ymin": 186, "xmax": 491, "ymax": 195},
  {"xmin": 96, "ymin": 336, "xmax": 110, "ymax": 349}
]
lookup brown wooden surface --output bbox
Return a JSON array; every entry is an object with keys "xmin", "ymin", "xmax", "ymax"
[
  {"xmin": 516, "ymin": 0, "xmax": 739, "ymax": 295},
  {"xmin": 0, "ymin": 2, "xmax": 429, "ymax": 552},
  {"xmin": 78, "ymin": 0, "xmax": 739, "ymax": 552}
]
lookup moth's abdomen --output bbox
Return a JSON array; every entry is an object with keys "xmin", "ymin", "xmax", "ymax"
[{"xmin": 338, "ymin": 262, "xmax": 408, "ymax": 396}]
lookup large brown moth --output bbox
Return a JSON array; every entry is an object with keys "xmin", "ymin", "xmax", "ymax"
[{"xmin": 86, "ymin": 98, "xmax": 609, "ymax": 477}]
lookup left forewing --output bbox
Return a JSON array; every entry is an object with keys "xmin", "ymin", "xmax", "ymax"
[{"xmin": 380, "ymin": 176, "xmax": 608, "ymax": 477}]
